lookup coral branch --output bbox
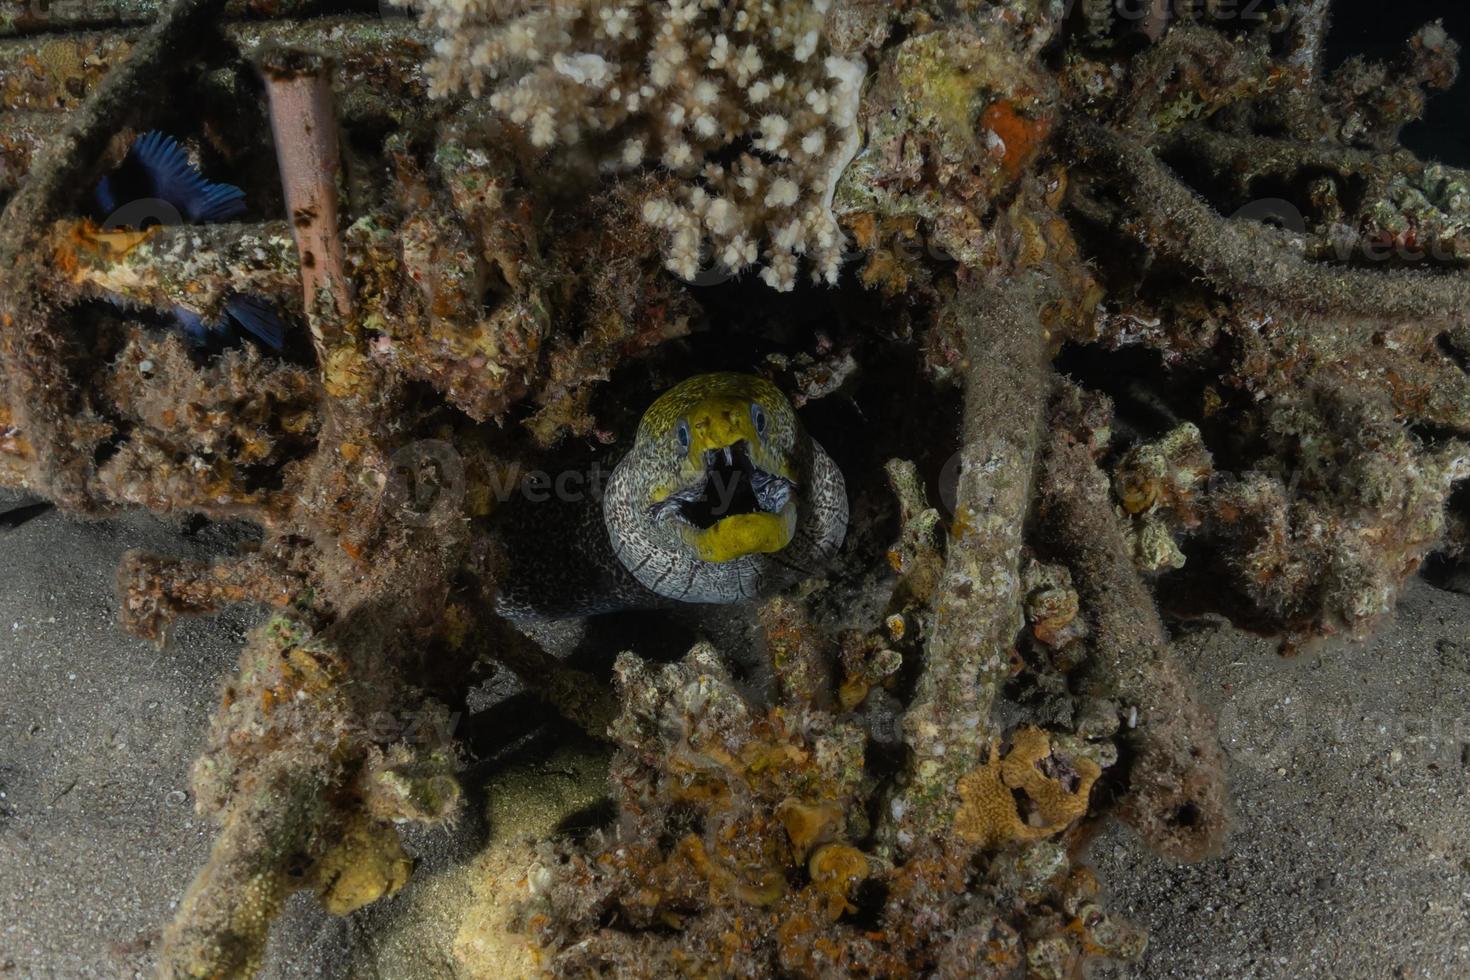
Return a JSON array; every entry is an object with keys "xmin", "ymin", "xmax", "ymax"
[
  {"xmin": 886, "ymin": 275, "xmax": 1050, "ymax": 846},
  {"xmin": 159, "ymin": 765, "xmax": 325, "ymax": 979},
  {"xmin": 160, "ymin": 613, "xmax": 460, "ymax": 977},
  {"xmin": 258, "ymin": 47, "xmax": 352, "ymax": 351},
  {"xmin": 1069, "ymin": 119, "xmax": 1470, "ymax": 320},
  {"xmin": 1276, "ymin": 0, "xmax": 1334, "ymax": 137},
  {"xmin": 759, "ymin": 596, "xmax": 833, "ymax": 712},
  {"xmin": 475, "ymin": 618, "xmax": 617, "ymax": 739},
  {"xmin": 1038, "ymin": 384, "xmax": 1229, "ymax": 862},
  {"xmin": 118, "ymin": 551, "xmax": 303, "ymax": 641},
  {"xmin": 1164, "ymin": 124, "xmax": 1406, "ymax": 193},
  {"xmin": 48, "ymin": 219, "xmax": 299, "ymax": 313}
]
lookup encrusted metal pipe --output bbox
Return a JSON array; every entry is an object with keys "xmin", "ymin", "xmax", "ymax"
[
  {"xmin": 258, "ymin": 47, "xmax": 352, "ymax": 351},
  {"xmin": 49, "ymin": 218, "xmax": 298, "ymax": 312}
]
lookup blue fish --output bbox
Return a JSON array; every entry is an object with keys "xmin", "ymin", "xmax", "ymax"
[{"xmin": 94, "ymin": 131, "xmax": 288, "ymax": 351}]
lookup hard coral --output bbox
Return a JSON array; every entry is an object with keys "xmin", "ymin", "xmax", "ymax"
[{"xmin": 420, "ymin": 0, "xmax": 866, "ymax": 289}]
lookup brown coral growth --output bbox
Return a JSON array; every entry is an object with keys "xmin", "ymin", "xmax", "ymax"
[{"xmin": 1, "ymin": 0, "xmax": 1468, "ymax": 976}]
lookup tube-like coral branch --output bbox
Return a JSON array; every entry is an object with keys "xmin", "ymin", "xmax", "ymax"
[
  {"xmin": 158, "ymin": 765, "xmax": 327, "ymax": 980},
  {"xmin": 258, "ymin": 47, "xmax": 352, "ymax": 349},
  {"xmin": 884, "ymin": 275, "xmax": 1049, "ymax": 846},
  {"xmin": 472, "ymin": 615, "xmax": 617, "ymax": 739},
  {"xmin": 160, "ymin": 612, "xmax": 460, "ymax": 977},
  {"xmin": 118, "ymin": 551, "xmax": 304, "ymax": 642},
  {"xmin": 1163, "ymin": 124, "xmax": 1407, "ymax": 193},
  {"xmin": 1069, "ymin": 119, "xmax": 1470, "ymax": 320},
  {"xmin": 1038, "ymin": 383, "xmax": 1229, "ymax": 862},
  {"xmin": 48, "ymin": 219, "xmax": 299, "ymax": 312},
  {"xmin": 1276, "ymin": 0, "xmax": 1335, "ymax": 137}
]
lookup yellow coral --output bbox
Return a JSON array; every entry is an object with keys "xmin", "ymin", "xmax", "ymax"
[
  {"xmin": 776, "ymin": 797, "xmax": 844, "ymax": 861},
  {"xmin": 953, "ymin": 726, "xmax": 1100, "ymax": 849},
  {"xmin": 808, "ymin": 843, "xmax": 869, "ymax": 919},
  {"xmin": 311, "ymin": 816, "xmax": 413, "ymax": 916}
]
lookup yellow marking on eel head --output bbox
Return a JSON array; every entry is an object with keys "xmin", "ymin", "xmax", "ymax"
[
  {"xmin": 685, "ymin": 393, "xmax": 761, "ymax": 462},
  {"xmin": 681, "ymin": 509, "xmax": 798, "ymax": 564}
]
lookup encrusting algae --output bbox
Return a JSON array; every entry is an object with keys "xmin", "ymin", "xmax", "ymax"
[{"xmin": 0, "ymin": 0, "xmax": 1466, "ymax": 977}]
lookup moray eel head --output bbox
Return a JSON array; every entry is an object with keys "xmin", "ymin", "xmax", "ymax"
[{"xmin": 638, "ymin": 373, "xmax": 801, "ymax": 563}]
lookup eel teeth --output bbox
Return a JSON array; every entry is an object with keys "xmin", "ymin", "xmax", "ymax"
[
  {"xmin": 751, "ymin": 469, "xmax": 793, "ymax": 513},
  {"xmin": 648, "ymin": 475, "xmax": 707, "ymax": 522},
  {"xmin": 648, "ymin": 442, "xmax": 796, "ymax": 527}
]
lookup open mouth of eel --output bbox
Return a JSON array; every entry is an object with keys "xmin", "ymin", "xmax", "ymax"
[{"xmin": 647, "ymin": 441, "xmax": 798, "ymax": 562}]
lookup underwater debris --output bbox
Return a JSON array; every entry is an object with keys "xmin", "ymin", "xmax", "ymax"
[
  {"xmin": 1039, "ymin": 384, "xmax": 1229, "ymax": 861},
  {"xmin": 259, "ymin": 45, "xmax": 353, "ymax": 369},
  {"xmin": 521, "ymin": 612, "xmax": 1138, "ymax": 978},
  {"xmin": 884, "ymin": 276, "xmax": 1051, "ymax": 846},
  {"xmin": 0, "ymin": 0, "xmax": 1468, "ymax": 975}
]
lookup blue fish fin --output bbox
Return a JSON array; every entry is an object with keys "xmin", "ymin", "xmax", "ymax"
[
  {"xmin": 224, "ymin": 295, "xmax": 288, "ymax": 351},
  {"xmin": 94, "ymin": 174, "xmax": 119, "ymax": 218},
  {"xmin": 170, "ymin": 305, "xmax": 214, "ymax": 347},
  {"xmin": 130, "ymin": 131, "xmax": 246, "ymax": 224}
]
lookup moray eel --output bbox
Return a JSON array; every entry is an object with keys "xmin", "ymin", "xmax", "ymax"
[{"xmin": 495, "ymin": 373, "xmax": 848, "ymax": 619}]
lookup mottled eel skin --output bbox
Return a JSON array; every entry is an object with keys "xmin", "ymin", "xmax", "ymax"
[{"xmin": 495, "ymin": 373, "xmax": 848, "ymax": 619}]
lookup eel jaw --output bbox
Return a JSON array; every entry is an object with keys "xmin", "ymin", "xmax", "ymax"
[{"xmin": 647, "ymin": 440, "xmax": 799, "ymax": 563}]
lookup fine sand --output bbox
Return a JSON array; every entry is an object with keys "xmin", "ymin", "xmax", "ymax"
[{"xmin": 3, "ymin": 490, "xmax": 1469, "ymax": 978}]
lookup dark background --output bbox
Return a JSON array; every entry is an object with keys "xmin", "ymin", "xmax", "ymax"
[{"xmin": 1328, "ymin": 0, "xmax": 1470, "ymax": 165}]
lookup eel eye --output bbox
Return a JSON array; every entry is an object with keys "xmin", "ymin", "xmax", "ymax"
[
  {"xmin": 751, "ymin": 403, "xmax": 767, "ymax": 437},
  {"xmin": 676, "ymin": 418, "xmax": 691, "ymax": 452}
]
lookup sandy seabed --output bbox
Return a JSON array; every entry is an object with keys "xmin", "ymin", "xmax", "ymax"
[{"xmin": 2, "ymin": 487, "xmax": 1469, "ymax": 980}]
